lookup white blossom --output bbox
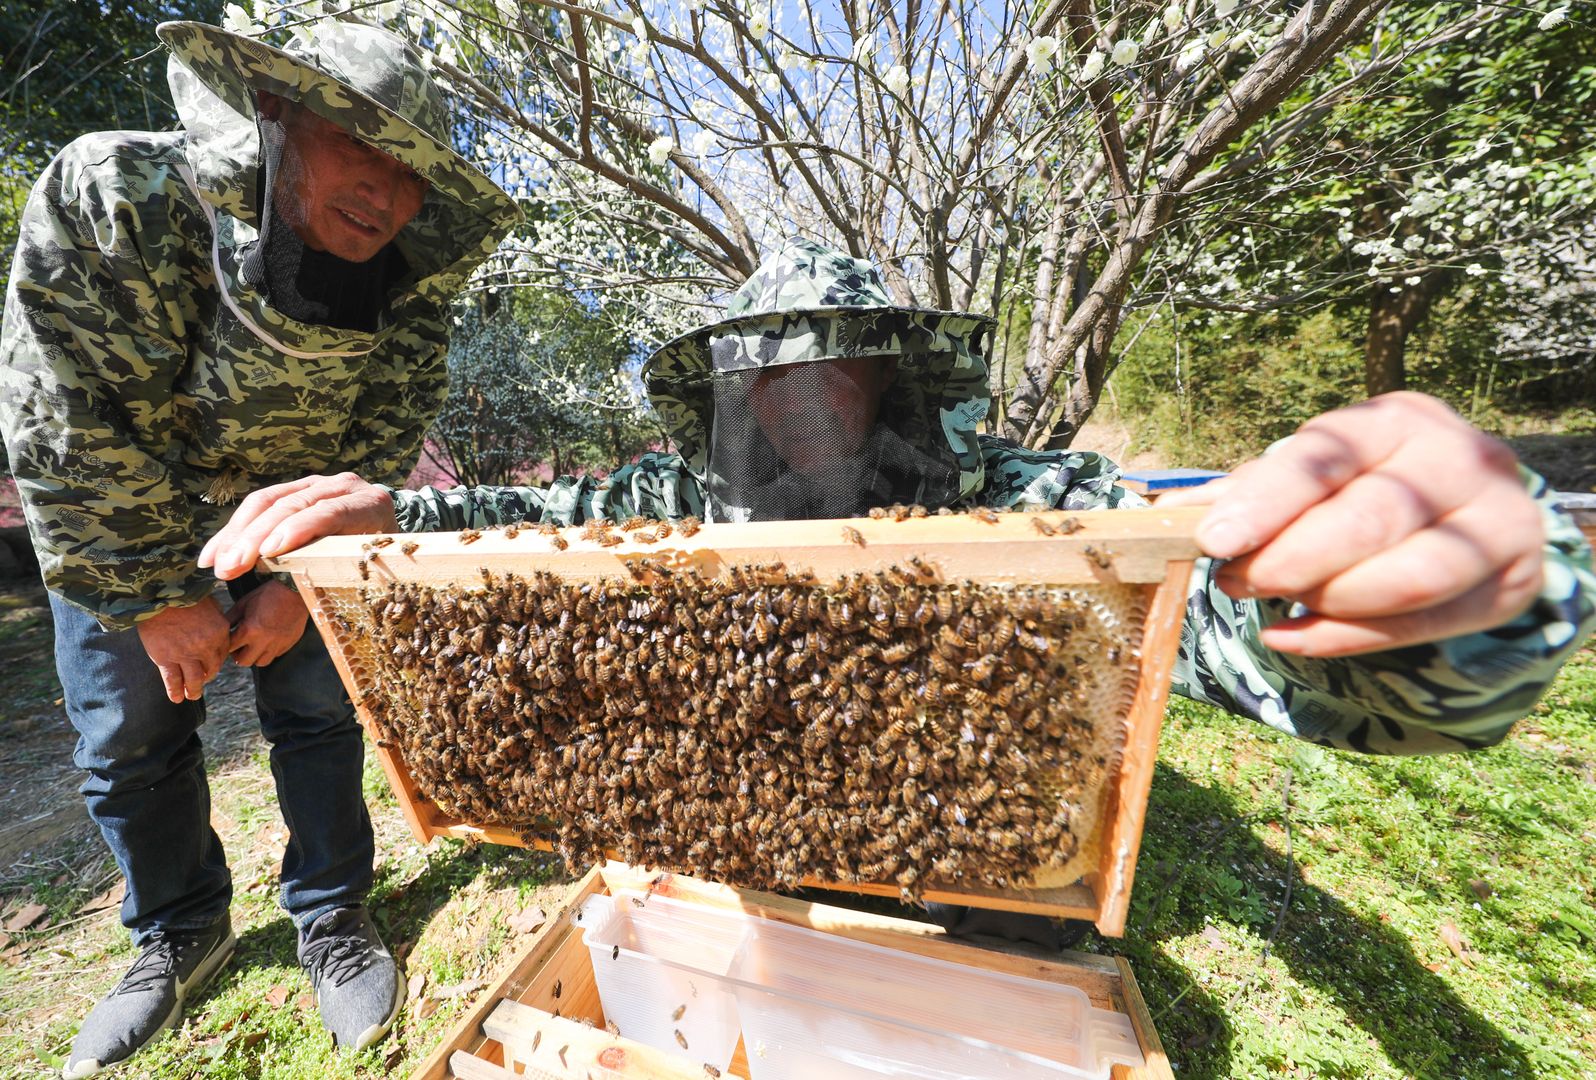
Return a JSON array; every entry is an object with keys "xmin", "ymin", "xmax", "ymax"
[
  {"xmin": 749, "ymin": 11, "xmax": 770, "ymax": 38},
  {"xmin": 1466, "ymin": 263, "xmax": 1487, "ymax": 277},
  {"xmin": 1110, "ymin": 39, "xmax": 1140, "ymax": 67},
  {"xmin": 1078, "ymin": 48, "xmax": 1106, "ymax": 81},
  {"xmin": 1025, "ymin": 34, "xmax": 1060, "ymax": 75},
  {"xmin": 1538, "ymin": 7, "xmax": 1568, "ymax": 30},
  {"xmin": 647, "ymin": 136, "xmax": 674, "ymax": 167},
  {"xmin": 1162, "ymin": 3, "xmax": 1184, "ymax": 30},
  {"xmin": 691, "ymin": 130, "xmax": 717, "ymax": 158},
  {"xmin": 222, "ymin": 3, "xmax": 256, "ymax": 34},
  {"xmin": 631, "ymin": 15, "xmax": 647, "ymax": 38},
  {"xmin": 1214, "ymin": 0, "xmax": 1239, "ymax": 16},
  {"xmin": 494, "ymin": 0, "xmax": 516, "ymax": 22},
  {"xmin": 883, "ymin": 64, "xmax": 911, "ymax": 96},
  {"xmin": 1207, "ymin": 28, "xmax": 1228, "ymax": 48}
]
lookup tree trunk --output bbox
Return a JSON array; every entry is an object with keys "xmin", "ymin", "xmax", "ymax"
[{"xmin": 1363, "ymin": 276, "xmax": 1437, "ymax": 397}]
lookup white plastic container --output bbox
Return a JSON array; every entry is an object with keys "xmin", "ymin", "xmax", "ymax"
[
  {"xmin": 728, "ymin": 916, "xmax": 1145, "ymax": 1080},
  {"xmin": 577, "ymin": 891, "xmax": 748, "ymax": 1072}
]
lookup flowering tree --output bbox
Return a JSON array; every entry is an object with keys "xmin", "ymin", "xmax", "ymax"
[
  {"xmin": 230, "ymin": 0, "xmax": 1592, "ymax": 449},
  {"xmin": 426, "ymin": 290, "xmax": 657, "ymax": 486},
  {"xmin": 1152, "ymin": 4, "xmax": 1596, "ymax": 397}
]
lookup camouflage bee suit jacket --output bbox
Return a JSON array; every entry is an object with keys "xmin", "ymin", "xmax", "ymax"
[
  {"xmin": 0, "ymin": 41, "xmax": 519, "ymax": 629},
  {"xmin": 388, "ymin": 350, "xmax": 1594, "ymax": 758}
]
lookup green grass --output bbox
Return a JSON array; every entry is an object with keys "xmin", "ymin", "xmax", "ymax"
[
  {"xmin": 1107, "ymin": 644, "xmax": 1596, "ymax": 1078},
  {"xmin": 1, "ymin": 647, "xmax": 1592, "ymax": 1078}
]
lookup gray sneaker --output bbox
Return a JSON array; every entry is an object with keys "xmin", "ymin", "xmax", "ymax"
[
  {"xmin": 298, "ymin": 906, "xmax": 403, "ymax": 1051},
  {"xmin": 63, "ymin": 919, "xmax": 235, "ymax": 1079}
]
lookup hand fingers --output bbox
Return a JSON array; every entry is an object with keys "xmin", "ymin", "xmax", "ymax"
[
  {"xmin": 256, "ymin": 492, "xmax": 387, "ymax": 559},
  {"xmin": 178, "ymin": 658, "xmax": 210, "ymax": 701},
  {"xmin": 200, "ymin": 475, "xmax": 331, "ymax": 570},
  {"xmin": 1220, "ymin": 495, "xmax": 1543, "ymax": 620},
  {"xmin": 1185, "ymin": 395, "xmax": 1466, "ymax": 560},
  {"xmin": 1146, "ymin": 476, "xmax": 1234, "ymax": 509},
  {"xmin": 156, "ymin": 662, "xmax": 187, "ymax": 705},
  {"xmin": 1257, "ymin": 553, "xmax": 1546, "ymax": 657}
]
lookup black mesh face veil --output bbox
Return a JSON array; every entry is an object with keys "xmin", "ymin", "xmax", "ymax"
[
  {"xmin": 240, "ymin": 103, "xmax": 406, "ymax": 332},
  {"xmin": 707, "ymin": 358, "xmax": 962, "ymax": 522}
]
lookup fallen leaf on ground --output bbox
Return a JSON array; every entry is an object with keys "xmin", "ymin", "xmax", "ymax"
[
  {"xmin": 239, "ymin": 1031, "xmax": 267, "ymax": 1050},
  {"xmin": 433, "ymin": 979, "xmax": 484, "ymax": 1000},
  {"xmin": 1469, "ymin": 879, "xmax": 1492, "ymax": 900},
  {"xmin": 3, "ymin": 903, "xmax": 48, "ymax": 933},
  {"xmin": 264, "ymin": 985, "xmax": 289, "ymax": 1008},
  {"xmin": 406, "ymin": 972, "xmax": 427, "ymax": 1001},
  {"xmin": 75, "ymin": 884, "xmax": 124, "ymax": 916},
  {"xmin": 294, "ymin": 993, "xmax": 314, "ymax": 1011},
  {"xmin": 507, "ymin": 905, "xmax": 547, "ymax": 935},
  {"xmin": 1439, "ymin": 921, "xmax": 1476, "ymax": 965},
  {"xmin": 1200, "ymin": 926, "xmax": 1226, "ymax": 952},
  {"xmin": 416, "ymin": 997, "xmax": 439, "ymax": 1019}
]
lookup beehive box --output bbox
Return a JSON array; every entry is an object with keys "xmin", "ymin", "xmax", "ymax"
[
  {"xmin": 412, "ymin": 864, "xmax": 1174, "ymax": 1080},
  {"xmin": 266, "ymin": 507, "xmax": 1202, "ymax": 936}
]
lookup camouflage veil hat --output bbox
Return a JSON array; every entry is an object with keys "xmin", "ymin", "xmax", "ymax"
[
  {"xmin": 643, "ymin": 237, "xmax": 997, "ymax": 498},
  {"xmin": 157, "ymin": 18, "xmax": 517, "ymax": 224},
  {"xmin": 644, "ymin": 237, "xmax": 996, "ymax": 381}
]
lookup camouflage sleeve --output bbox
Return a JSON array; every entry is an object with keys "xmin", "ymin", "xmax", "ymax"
[
  {"xmin": 973, "ymin": 438, "xmax": 1146, "ymax": 510},
  {"xmin": 331, "ymin": 300, "xmax": 451, "ymax": 486},
  {"xmin": 0, "ymin": 138, "xmax": 212, "ymax": 628},
  {"xmin": 385, "ymin": 453, "xmax": 701, "ymax": 531},
  {"xmin": 1171, "ymin": 469, "xmax": 1595, "ymax": 754}
]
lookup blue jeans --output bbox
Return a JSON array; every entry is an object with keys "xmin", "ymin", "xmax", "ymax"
[{"xmin": 51, "ymin": 575, "xmax": 373, "ymax": 945}]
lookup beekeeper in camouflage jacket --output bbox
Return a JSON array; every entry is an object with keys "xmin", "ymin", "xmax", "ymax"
[{"xmin": 0, "ymin": 16, "xmax": 517, "ymax": 1074}]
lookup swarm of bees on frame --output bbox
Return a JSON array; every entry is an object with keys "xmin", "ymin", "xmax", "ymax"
[{"xmin": 328, "ymin": 510, "xmax": 1141, "ymax": 898}]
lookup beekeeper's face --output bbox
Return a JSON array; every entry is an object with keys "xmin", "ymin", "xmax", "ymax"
[
  {"xmin": 258, "ymin": 93, "xmax": 429, "ymax": 262},
  {"xmin": 743, "ymin": 356, "xmax": 899, "ymax": 477}
]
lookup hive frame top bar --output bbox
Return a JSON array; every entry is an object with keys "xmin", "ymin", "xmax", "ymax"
[{"xmin": 263, "ymin": 505, "xmax": 1206, "ymax": 586}]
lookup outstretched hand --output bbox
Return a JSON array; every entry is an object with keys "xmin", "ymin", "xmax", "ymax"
[
  {"xmin": 1158, "ymin": 392, "xmax": 1545, "ymax": 658},
  {"xmin": 199, "ymin": 472, "xmax": 397, "ymax": 580}
]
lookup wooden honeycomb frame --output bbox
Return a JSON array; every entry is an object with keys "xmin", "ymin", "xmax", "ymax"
[{"xmin": 267, "ymin": 506, "xmax": 1202, "ymax": 936}]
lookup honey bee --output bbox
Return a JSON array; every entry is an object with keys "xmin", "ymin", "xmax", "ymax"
[
  {"xmin": 841, "ymin": 526, "xmax": 865, "ymax": 546},
  {"xmin": 503, "ymin": 523, "xmax": 520, "ymax": 539},
  {"xmin": 370, "ymin": 535, "xmax": 395, "ymax": 548},
  {"xmin": 704, "ymin": 1065, "xmax": 721, "ymax": 1078},
  {"xmin": 607, "ymin": 1020, "xmax": 621, "ymax": 1036},
  {"xmin": 909, "ymin": 504, "xmax": 928, "ymax": 518},
  {"xmin": 459, "ymin": 528, "xmax": 482, "ymax": 544},
  {"xmin": 891, "ymin": 503, "xmax": 912, "ymax": 522},
  {"xmin": 1083, "ymin": 544, "xmax": 1111, "ymax": 569},
  {"xmin": 868, "ymin": 507, "xmax": 887, "ymax": 519},
  {"xmin": 621, "ymin": 516, "xmax": 648, "ymax": 531},
  {"xmin": 400, "ymin": 540, "xmax": 419, "ymax": 556},
  {"xmin": 1031, "ymin": 517, "xmax": 1057, "ymax": 536},
  {"xmin": 970, "ymin": 507, "xmax": 1001, "ymax": 524},
  {"xmin": 672, "ymin": 1003, "xmax": 687, "ymax": 1021},
  {"xmin": 550, "ymin": 535, "xmax": 568, "ymax": 550},
  {"xmin": 1058, "ymin": 516, "xmax": 1084, "ymax": 534},
  {"xmin": 677, "ymin": 516, "xmax": 702, "ymax": 537},
  {"xmin": 612, "ymin": 944, "xmax": 620, "ymax": 960},
  {"xmin": 356, "ymin": 557, "xmax": 369, "ymax": 581},
  {"xmin": 536, "ymin": 521, "xmax": 559, "ymax": 535},
  {"xmin": 880, "ymin": 641, "xmax": 915, "ymax": 664}
]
